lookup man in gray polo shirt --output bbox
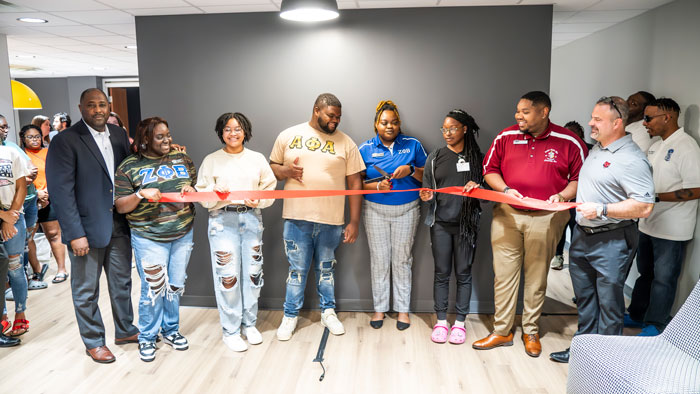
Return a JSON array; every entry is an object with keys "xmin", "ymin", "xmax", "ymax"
[{"xmin": 550, "ymin": 96, "xmax": 654, "ymax": 363}]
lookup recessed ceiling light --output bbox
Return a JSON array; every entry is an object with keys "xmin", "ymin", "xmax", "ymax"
[
  {"xmin": 17, "ymin": 17, "xmax": 48, "ymax": 24},
  {"xmin": 124, "ymin": 45, "xmax": 137, "ymax": 49},
  {"xmin": 92, "ymin": 67, "xmax": 107, "ymax": 70},
  {"xmin": 15, "ymin": 55, "xmax": 36, "ymax": 59},
  {"xmin": 280, "ymin": 0, "xmax": 339, "ymax": 22}
]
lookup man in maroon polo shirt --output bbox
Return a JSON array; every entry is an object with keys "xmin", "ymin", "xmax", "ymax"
[{"xmin": 472, "ymin": 91, "xmax": 588, "ymax": 357}]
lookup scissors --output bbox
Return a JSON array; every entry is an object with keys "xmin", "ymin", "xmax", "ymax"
[{"xmin": 363, "ymin": 165, "xmax": 393, "ymax": 184}]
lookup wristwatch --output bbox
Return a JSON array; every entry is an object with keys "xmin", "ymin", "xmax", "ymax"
[
  {"xmin": 595, "ymin": 204, "xmax": 604, "ymax": 218},
  {"xmin": 408, "ymin": 164, "xmax": 415, "ymax": 176},
  {"xmin": 503, "ymin": 186, "xmax": 511, "ymax": 194}
]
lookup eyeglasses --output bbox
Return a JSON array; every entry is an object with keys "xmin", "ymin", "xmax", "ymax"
[
  {"xmin": 440, "ymin": 127, "xmax": 462, "ymax": 135},
  {"xmin": 24, "ymin": 135, "xmax": 41, "ymax": 140},
  {"xmin": 223, "ymin": 127, "xmax": 244, "ymax": 135},
  {"xmin": 599, "ymin": 96, "xmax": 622, "ymax": 119},
  {"xmin": 0, "ymin": 125, "xmax": 9, "ymax": 130},
  {"xmin": 643, "ymin": 114, "xmax": 665, "ymax": 123}
]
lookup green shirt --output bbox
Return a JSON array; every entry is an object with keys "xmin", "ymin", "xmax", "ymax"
[{"xmin": 115, "ymin": 151, "xmax": 197, "ymax": 242}]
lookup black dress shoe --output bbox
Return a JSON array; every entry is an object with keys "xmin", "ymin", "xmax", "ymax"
[
  {"xmin": 0, "ymin": 333, "xmax": 21, "ymax": 347},
  {"xmin": 369, "ymin": 319, "xmax": 384, "ymax": 329},
  {"xmin": 396, "ymin": 321, "xmax": 410, "ymax": 331},
  {"xmin": 550, "ymin": 348, "xmax": 570, "ymax": 363}
]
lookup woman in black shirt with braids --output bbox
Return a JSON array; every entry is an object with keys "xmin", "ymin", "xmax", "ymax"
[{"xmin": 420, "ymin": 109, "xmax": 483, "ymax": 345}]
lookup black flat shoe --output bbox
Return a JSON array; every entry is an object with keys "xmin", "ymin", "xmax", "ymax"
[
  {"xmin": 0, "ymin": 333, "xmax": 21, "ymax": 347},
  {"xmin": 396, "ymin": 321, "xmax": 410, "ymax": 331},
  {"xmin": 550, "ymin": 348, "xmax": 570, "ymax": 363},
  {"xmin": 370, "ymin": 319, "xmax": 384, "ymax": 329}
]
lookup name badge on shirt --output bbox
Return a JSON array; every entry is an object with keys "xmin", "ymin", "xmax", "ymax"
[
  {"xmin": 371, "ymin": 152, "xmax": 384, "ymax": 158},
  {"xmin": 513, "ymin": 140, "xmax": 528, "ymax": 145},
  {"xmin": 456, "ymin": 159, "xmax": 470, "ymax": 172}
]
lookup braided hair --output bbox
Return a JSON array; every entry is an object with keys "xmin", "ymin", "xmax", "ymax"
[
  {"xmin": 373, "ymin": 100, "xmax": 401, "ymax": 133},
  {"xmin": 445, "ymin": 109, "xmax": 484, "ymax": 245}
]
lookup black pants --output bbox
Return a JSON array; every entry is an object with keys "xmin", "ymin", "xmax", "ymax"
[
  {"xmin": 555, "ymin": 208, "xmax": 575, "ymax": 255},
  {"xmin": 431, "ymin": 222, "xmax": 476, "ymax": 321}
]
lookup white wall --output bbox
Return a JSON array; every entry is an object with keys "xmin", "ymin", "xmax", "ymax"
[
  {"xmin": 0, "ymin": 34, "xmax": 16, "ymax": 142},
  {"xmin": 551, "ymin": 0, "xmax": 700, "ymax": 312}
]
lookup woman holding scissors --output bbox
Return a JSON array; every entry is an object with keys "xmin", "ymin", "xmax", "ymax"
[{"xmin": 358, "ymin": 100, "xmax": 427, "ymax": 330}]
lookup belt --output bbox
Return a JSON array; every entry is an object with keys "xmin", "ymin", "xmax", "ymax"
[
  {"xmin": 578, "ymin": 220, "xmax": 635, "ymax": 234},
  {"xmin": 222, "ymin": 205, "xmax": 251, "ymax": 213}
]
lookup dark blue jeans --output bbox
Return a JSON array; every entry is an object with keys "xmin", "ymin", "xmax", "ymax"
[{"xmin": 628, "ymin": 232, "xmax": 686, "ymax": 331}]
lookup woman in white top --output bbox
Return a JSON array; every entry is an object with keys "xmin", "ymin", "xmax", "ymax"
[{"xmin": 196, "ymin": 112, "xmax": 277, "ymax": 352}]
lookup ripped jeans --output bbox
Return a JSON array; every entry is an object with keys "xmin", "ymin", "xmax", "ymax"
[
  {"xmin": 207, "ymin": 209, "xmax": 264, "ymax": 337},
  {"xmin": 132, "ymin": 229, "xmax": 193, "ymax": 343},
  {"xmin": 283, "ymin": 219, "xmax": 343, "ymax": 317},
  {"xmin": 5, "ymin": 211, "xmax": 28, "ymax": 315}
]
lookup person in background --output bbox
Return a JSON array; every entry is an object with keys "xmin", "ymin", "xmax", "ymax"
[
  {"xmin": 49, "ymin": 112, "xmax": 71, "ymax": 142},
  {"xmin": 625, "ymin": 91, "xmax": 658, "ymax": 153},
  {"xmin": 550, "ymin": 121, "xmax": 595, "ymax": 270},
  {"xmin": 196, "ymin": 112, "xmax": 277, "ymax": 352},
  {"xmin": 21, "ymin": 125, "xmax": 69, "ymax": 284},
  {"xmin": 420, "ymin": 109, "xmax": 484, "ymax": 345},
  {"xmin": 358, "ymin": 100, "xmax": 427, "ymax": 330},
  {"xmin": 31, "ymin": 115, "xmax": 51, "ymax": 147},
  {"xmin": 114, "ymin": 116, "xmax": 197, "ymax": 362},
  {"xmin": 626, "ymin": 98, "xmax": 700, "ymax": 336}
]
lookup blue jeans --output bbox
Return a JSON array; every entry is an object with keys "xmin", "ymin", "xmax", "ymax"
[
  {"xmin": 132, "ymin": 229, "xmax": 193, "ymax": 343},
  {"xmin": 207, "ymin": 209, "xmax": 264, "ymax": 336},
  {"xmin": 5, "ymin": 212, "xmax": 27, "ymax": 314},
  {"xmin": 628, "ymin": 232, "xmax": 686, "ymax": 331},
  {"xmin": 282, "ymin": 219, "xmax": 343, "ymax": 317},
  {"xmin": 22, "ymin": 196, "xmax": 38, "ymax": 273}
]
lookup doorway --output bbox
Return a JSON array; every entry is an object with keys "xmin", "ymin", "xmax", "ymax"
[{"xmin": 103, "ymin": 78, "xmax": 140, "ymax": 139}]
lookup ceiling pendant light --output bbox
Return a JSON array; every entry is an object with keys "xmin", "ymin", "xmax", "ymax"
[{"xmin": 280, "ymin": 0, "xmax": 339, "ymax": 22}]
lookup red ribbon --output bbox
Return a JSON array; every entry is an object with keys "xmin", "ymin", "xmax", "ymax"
[{"xmin": 156, "ymin": 186, "xmax": 577, "ymax": 211}]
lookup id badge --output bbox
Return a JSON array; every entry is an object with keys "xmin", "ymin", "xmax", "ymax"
[{"xmin": 456, "ymin": 159, "xmax": 470, "ymax": 172}]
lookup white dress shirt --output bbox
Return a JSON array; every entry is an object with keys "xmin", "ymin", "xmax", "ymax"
[{"xmin": 84, "ymin": 120, "xmax": 114, "ymax": 186}]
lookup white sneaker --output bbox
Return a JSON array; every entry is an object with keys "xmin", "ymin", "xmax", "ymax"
[
  {"xmin": 550, "ymin": 255, "xmax": 564, "ymax": 270},
  {"xmin": 277, "ymin": 316, "xmax": 298, "ymax": 341},
  {"xmin": 222, "ymin": 334, "xmax": 248, "ymax": 352},
  {"xmin": 321, "ymin": 309, "xmax": 345, "ymax": 335},
  {"xmin": 243, "ymin": 326, "xmax": 263, "ymax": 345}
]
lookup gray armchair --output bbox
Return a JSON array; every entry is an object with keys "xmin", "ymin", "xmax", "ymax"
[{"xmin": 567, "ymin": 279, "xmax": 700, "ymax": 393}]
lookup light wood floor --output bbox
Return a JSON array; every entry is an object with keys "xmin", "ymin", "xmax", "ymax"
[{"xmin": 1, "ymin": 259, "xmax": 590, "ymax": 394}]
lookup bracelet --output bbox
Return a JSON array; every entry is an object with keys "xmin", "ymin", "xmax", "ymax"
[
  {"xmin": 135, "ymin": 190, "xmax": 144, "ymax": 199},
  {"xmin": 503, "ymin": 186, "xmax": 511, "ymax": 194},
  {"xmin": 557, "ymin": 193, "xmax": 565, "ymax": 202},
  {"xmin": 655, "ymin": 195, "xmax": 660, "ymax": 203},
  {"xmin": 376, "ymin": 182, "xmax": 381, "ymax": 191}
]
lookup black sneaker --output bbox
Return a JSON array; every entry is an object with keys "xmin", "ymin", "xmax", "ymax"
[
  {"xmin": 138, "ymin": 342, "xmax": 156, "ymax": 362},
  {"xmin": 163, "ymin": 332, "xmax": 189, "ymax": 351}
]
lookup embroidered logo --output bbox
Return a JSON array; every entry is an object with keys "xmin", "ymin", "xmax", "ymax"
[
  {"xmin": 603, "ymin": 161, "xmax": 611, "ymax": 168},
  {"xmin": 544, "ymin": 148, "xmax": 558, "ymax": 163},
  {"xmin": 664, "ymin": 149, "xmax": 674, "ymax": 161}
]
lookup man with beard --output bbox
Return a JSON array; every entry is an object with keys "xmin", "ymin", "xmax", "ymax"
[
  {"xmin": 473, "ymin": 91, "xmax": 587, "ymax": 358},
  {"xmin": 270, "ymin": 93, "xmax": 365, "ymax": 341},
  {"xmin": 625, "ymin": 91, "xmax": 658, "ymax": 153},
  {"xmin": 46, "ymin": 88, "xmax": 139, "ymax": 363},
  {"xmin": 550, "ymin": 96, "xmax": 654, "ymax": 363}
]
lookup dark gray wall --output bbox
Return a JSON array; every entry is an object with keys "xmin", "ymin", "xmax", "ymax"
[
  {"xmin": 16, "ymin": 77, "xmax": 69, "ymax": 127},
  {"xmin": 136, "ymin": 6, "xmax": 552, "ymax": 313}
]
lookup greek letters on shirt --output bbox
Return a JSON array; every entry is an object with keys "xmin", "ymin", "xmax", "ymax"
[
  {"xmin": 288, "ymin": 135, "xmax": 336, "ymax": 155},
  {"xmin": 139, "ymin": 164, "xmax": 190, "ymax": 186}
]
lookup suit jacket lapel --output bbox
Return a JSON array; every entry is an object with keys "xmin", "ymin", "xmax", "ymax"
[{"xmin": 77, "ymin": 120, "xmax": 110, "ymax": 179}]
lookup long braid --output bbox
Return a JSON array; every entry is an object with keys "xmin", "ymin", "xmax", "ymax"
[{"xmin": 446, "ymin": 109, "xmax": 483, "ymax": 245}]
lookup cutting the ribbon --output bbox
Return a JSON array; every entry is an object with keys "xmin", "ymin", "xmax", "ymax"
[{"xmin": 155, "ymin": 186, "xmax": 578, "ymax": 211}]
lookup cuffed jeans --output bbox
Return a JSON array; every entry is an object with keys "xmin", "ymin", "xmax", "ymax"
[
  {"xmin": 132, "ymin": 229, "xmax": 193, "ymax": 343},
  {"xmin": 5, "ymin": 212, "xmax": 28, "ymax": 314},
  {"xmin": 628, "ymin": 231, "xmax": 686, "ymax": 331},
  {"xmin": 207, "ymin": 209, "xmax": 264, "ymax": 337},
  {"xmin": 282, "ymin": 219, "xmax": 342, "ymax": 317}
]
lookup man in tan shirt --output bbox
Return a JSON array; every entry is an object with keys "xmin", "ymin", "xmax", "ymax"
[{"xmin": 270, "ymin": 93, "xmax": 365, "ymax": 341}]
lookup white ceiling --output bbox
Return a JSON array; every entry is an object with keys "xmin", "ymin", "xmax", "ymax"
[{"xmin": 1, "ymin": 0, "xmax": 673, "ymax": 78}]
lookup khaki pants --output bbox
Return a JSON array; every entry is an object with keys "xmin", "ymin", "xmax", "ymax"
[{"xmin": 491, "ymin": 203, "xmax": 569, "ymax": 335}]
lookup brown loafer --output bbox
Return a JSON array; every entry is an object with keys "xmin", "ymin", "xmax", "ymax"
[
  {"xmin": 472, "ymin": 332, "xmax": 514, "ymax": 350},
  {"xmin": 522, "ymin": 333, "xmax": 541, "ymax": 357},
  {"xmin": 115, "ymin": 333, "xmax": 139, "ymax": 345},
  {"xmin": 86, "ymin": 345, "xmax": 116, "ymax": 363}
]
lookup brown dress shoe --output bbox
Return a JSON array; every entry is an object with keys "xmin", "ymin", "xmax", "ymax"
[
  {"xmin": 522, "ymin": 333, "xmax": 541, "ymax": 357},
  {"xmin": 472, "ymin": 332, "xmax": 514, "ymax": 350},
  {"xmin": 86, "ymin": 346, "xmax": 116, "ymax": 363},
  {"xmin": 115, "ymin": 333, "xmax": 139, "ymax": 345}
]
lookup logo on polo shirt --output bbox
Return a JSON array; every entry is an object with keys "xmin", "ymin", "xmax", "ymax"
[
  {"xmin": 665, "ymin": 149, "xmax": 674, "ymax": 161},
  {"xmin": 544, "ymin": 148, "xmax": 558, "ymax": 163},
  {"xmin": 603, "ymin": 161, "xmax": 611, "ymax": 168}
]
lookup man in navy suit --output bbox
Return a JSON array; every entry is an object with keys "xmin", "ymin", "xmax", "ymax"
[{"xmin": 46, "ymin": 88, "xmax": 138, "ymax": 363}]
